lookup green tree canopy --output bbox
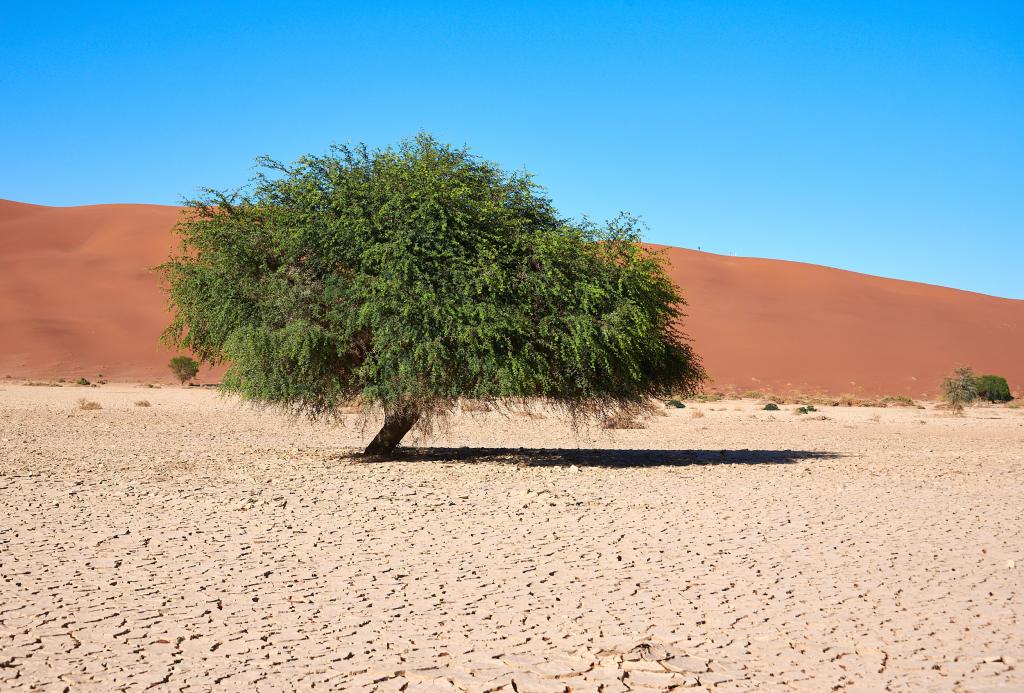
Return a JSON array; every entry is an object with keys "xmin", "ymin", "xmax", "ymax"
[
  {"xmin": 160, "ymin": 134, "xmax": 704, "ymax": 454},
  {"xmin": 168, "ymin": 355, "xmax": 200, "ymax": 384},
  {"xmin": 975, "ymin": 374, "xmax": 1012, "ymax": 403}
]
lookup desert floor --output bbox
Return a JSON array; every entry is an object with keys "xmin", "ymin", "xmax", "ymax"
[{"xmin": 1, "ymin": 384, "xmax": 1021, "ymax": 692}]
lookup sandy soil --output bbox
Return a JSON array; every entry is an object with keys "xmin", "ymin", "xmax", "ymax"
[
  {"xmin": 1, "ymin": 384, "xmax": 1021, "ymax": 691},
  {"xmin": 3, "ymin": 199, "xmax": 1023, "ymax": 397}
]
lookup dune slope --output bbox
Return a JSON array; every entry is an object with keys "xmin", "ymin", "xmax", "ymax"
[{"xmin": 1, "ymin": 199, "xmax": 1021, "ymax": 395}]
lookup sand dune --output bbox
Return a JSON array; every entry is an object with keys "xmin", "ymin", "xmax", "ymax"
[{"xmin": 1, "ymin": 199, "xmax": 1021, "ymax": 396}]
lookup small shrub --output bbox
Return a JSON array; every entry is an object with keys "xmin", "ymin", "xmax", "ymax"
[
  {"xmin": 975, "ymin": 375, "xmax": 1012, "ymax": 403},
  {"xmin": 880, "ymin": 395, "xmax": 915, "ymax": 407},
  {"xmin": 691, "ymin": 409, "xmax": 705, "ymax": 418},
  {"xmin": 602, "ymin": 411, "xmax": 646, "ymax": 429},
  {"xmin": 696, "ymin": 392, "xmax": 723, "ymax": 402},
  {"xmin": 941, "ymin": 366, "xmax": 979, "ymax": 414},
  {"xmin": 763, "ymin": 403, "xmax": 779, "ymax": 411},
  {"xmin": 134, "ymin": 400, "xmax": 151, "ymax": 407},
  {"xmin": 169, "ymin": 355, "xmax": 200, "ymax": 385},
  {"xmin": 795, "ymin": 405, "xmax": 818, "ymax": 414},
  {"xmin": 77, "ymin": 398, "xmax": 101, "ymax": 410},
  {"xmin": 76, "ymin": 377, "xmax": 91, "ymax": 386},
  {"xmin": 665, "ymin": 399, "xmax": 686, "ymax": 409}
]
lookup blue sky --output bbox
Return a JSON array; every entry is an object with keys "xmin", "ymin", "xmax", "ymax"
[{"xmin": 2, "ymin": 1, "xmax": 1022, "ymax": 298}]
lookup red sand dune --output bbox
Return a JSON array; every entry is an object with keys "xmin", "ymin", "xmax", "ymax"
[{"xmin": 2, "ymin": 199, "xmax": 1021, "ymax": 397}]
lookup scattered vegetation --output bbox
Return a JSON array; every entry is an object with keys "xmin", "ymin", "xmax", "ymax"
[
  {"xmin": 694, "ymin": 392, "xmax": 724, "ymax": 402},
  {"xmin": 76, "ymin": 377, "xmax": 91, "ymax": 386},
  {"xmin": 941, "ymin": 366, "xmax": 979, "ymax": 415},
  {"xmin": 77, "ymin": 398, "xmax": 101, "ymax": 410},
  {"xmin": 975, "ymin": 374, "xmax": 1012, "ymax": 403},
  {"xmin": 169, "ymin": 356, "xmax": 200, "ymax": 385},
  {"xmin": 763, "ymin": 403, "xmax": 780, "ymax": 411},
  {"xmin": 665, "ymin": 399, "xmax": 686, "ymax": 409},
  {"xmin": 795, "ymin": 405, "xmax": 818, "ymax": 414},
  {"xmin": 160, "ymin": 134, "xmax": 704, "ymax": 454},
  {"xmin": 134, "ymin": 400, "xmax": 151, "ymax": 407}
]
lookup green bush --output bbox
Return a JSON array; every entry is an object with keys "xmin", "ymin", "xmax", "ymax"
[
  {"xmin": 76, "ymin": 377, "xmax": 90, "ymax": 386},
  {"xmin": 975, "ymin": 374, "xmax": 1012, "ymax": 403},
  {"xmin": 795, "ymin": 405, "xmax": 818, "ymax": 414},
  {"xmin": 159, "ymin": 134, "xmax": 705, "ymax": 455},
  {"xmin": 169, "ymin": 355, "xmax": 200, "ymax": 384},
  {"xmin": 941, "ymin": 366, "xmax": 978, "ymax": 414},
  {"xmin": 763, "ymin": 403, "xmax": 779, "ymax": 411},
  {"xmin": 665, "ymin": 399, "xmax": 686, "ymax": 409}
]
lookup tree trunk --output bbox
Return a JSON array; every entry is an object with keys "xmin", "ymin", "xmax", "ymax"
[{"xmin": 363, "ymin": 409, "xmax": 420, "ymax": 456}]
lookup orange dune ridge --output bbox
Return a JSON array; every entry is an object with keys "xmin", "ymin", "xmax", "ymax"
[{"xmin": 1, "ymin": 199, "xmax": 1021, "ymax": 397}]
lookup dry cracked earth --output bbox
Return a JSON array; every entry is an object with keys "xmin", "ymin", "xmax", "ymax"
[{"xmin": 1, "ymin": 384, "xmax": 1021, "ymax": 691}]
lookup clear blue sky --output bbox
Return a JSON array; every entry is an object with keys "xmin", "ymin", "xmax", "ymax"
[{"xmin": 2, "ymin": 1, "xmax": 1022, "ymax": 298}]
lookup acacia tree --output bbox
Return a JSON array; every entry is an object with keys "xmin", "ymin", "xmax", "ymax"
[
  {"xmin": 160, "ymin": 134, "xmax": 704, "ymax": 455},
  {"xmin": 169, "ymin": 355, "xmax": 200, "ymax": 384}
]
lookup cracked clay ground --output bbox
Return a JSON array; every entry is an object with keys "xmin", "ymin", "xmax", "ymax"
[{"xmin": 1, "ymin": 384, "xmax": 1021, "ymax": 691}]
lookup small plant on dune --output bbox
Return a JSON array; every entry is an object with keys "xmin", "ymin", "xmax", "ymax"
[
  {"xmin": 77, "ymin": 398, "xmax": 101, "ymax": 410},
  {"xmin": 160, "ymin": 134, "xmax": 704, "ymax": 455},
  {"xmin": 76, "ymin": 377, "xmax": 90, "ymax": 386},
  {"xmin": 940, "ymin": 366, "xmax": 979, "ymax": 415},
  {"xmin": 169, "ymin": 355, "xmax": 200, "ymax": 385},
  {"xmin": 795, "ymin": 405, "xmax": 817, "ymax": 414},
  {"xmin": 691, "ymin": 409, "xmax": 705, "ymax": 418},
  {"xmin": 975, "ymin": 374, "xmax": 1012, "ymax": 403},
  {"xmin": 665, "ymin": 399, "xmax": 686, "ymax": 409},
  {"xmin": 763, "ymin": 403, "xmax": 779, "ymax": 411},
  {"xmin": 134, "ymin": 400, "xmax": 151, "ymax": 407}
]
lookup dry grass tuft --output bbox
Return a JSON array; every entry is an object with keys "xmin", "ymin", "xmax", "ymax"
[
  {"xmin": 691, "ymin": 409, "xmax": 705, "ymax": 419},
  {"xmin": 77, "ymin": 398, "xmax": 102, "ymax": 411},
  {"xmin": 134, "ymin": 400, "xmax": 151, "ymax": 407},
  {"xmin": 880, "ymin": 395, "xmax": 916, "ymax": 407}
]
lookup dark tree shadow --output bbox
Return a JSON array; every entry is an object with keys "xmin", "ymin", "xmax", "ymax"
[{"xmin": 360, "ymin": 447, "xmax": 840, "ymax": 468}]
